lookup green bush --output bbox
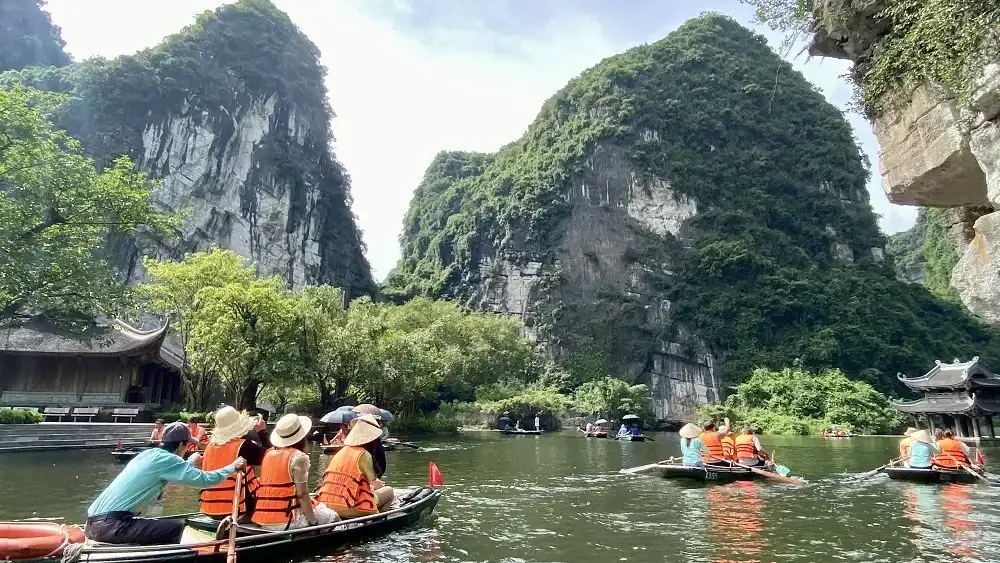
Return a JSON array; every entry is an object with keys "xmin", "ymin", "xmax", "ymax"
[
  {"xmin": 389, "ymin": 412, "xmax": 461, "ymax": 436},
  {"xmin": 0, "ymin": 409, "xmax": 44, "ymax": 424},
  {"xmin": 152, "ymin": 410, "xmax": 215, "ymax": 424}
]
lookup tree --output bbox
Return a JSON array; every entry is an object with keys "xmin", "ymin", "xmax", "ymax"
[
  {"xmin": 188, "ymin": 277, "xmax": 299, "ymax": 410},
  {"xmin": 0, "ymin": 87, "xmax": 170, "ymax": 327},
  {"xmin": 139, "ymin": 248, "xmax": 256, "ymax": 410},
  {"xmin": 573, "ymin": 377, "xmax": 652, "ymax": 422}
]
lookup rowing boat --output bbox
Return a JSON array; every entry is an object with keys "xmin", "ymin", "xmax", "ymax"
[
  {"xmin": 616, "ymin": 435, "xmax": 646, "ymax": 442},
  {"xmin": 500, "ymin": 429, "xmax": 542, "ymax": 435},
  {"xmin": 322, "ymin": 440, "xmax": 398, "ymax": 455},
  {"xmin": 6, "ymin": 487, "xmax": 441, "ymax": 563},
  {"xmin": 653, "ymin": 463, "xmax": 770, "ymax": 482},
  {"xmin": 885, "ymin": 466, "xmax": 986, "ymax": 485},
  {"xmin": 584, "ymin": 431, "xmax": 607, "ymax": 438},
  {"xmin": 110, "ymin": 447, "xmax": 150, "ymax": 464}
]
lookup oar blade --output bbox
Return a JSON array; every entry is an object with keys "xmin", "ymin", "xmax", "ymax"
[
  {"xmin": 620, "ymin": 463, "xmax": 662, "ymax": 475},
  {"xmin": 774, "ymin": 464, "xmax": 792, "ymax": 477}
]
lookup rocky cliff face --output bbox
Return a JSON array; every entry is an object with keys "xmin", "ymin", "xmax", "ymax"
[
  {"xmin": 808, "ymin": 0, "xmax": 1000, "ymax": 322},
  {"xmin": 385, "ymin": 15, "xmax": 1000, "ymax": 420},
  {"xmin": 1, "ymin": 0, "xmax": 373, "ymax": 296}
]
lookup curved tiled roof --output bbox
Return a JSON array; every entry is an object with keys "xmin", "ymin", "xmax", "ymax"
[
  {"xmin": 892, "ymin": 392, "xmax": 1000, "ymax": 415},
  {"xmin": 896, "ymin": 357, "xmax": 1000, "ymax": 390},
  {"xmin": 0, "ymin": 317, "xmax": 169, "ymax": 356}
]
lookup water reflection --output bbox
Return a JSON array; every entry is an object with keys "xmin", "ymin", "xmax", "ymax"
[
  {"xmin": 902, "ymin": 483, "xmax": 980, "ymax": 562},
  {"xmin": 705, "ymin": 482, "xmax": 765, "ymax": 563}
]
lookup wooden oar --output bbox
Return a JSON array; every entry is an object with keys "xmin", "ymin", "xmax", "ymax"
[
  {"xmin": 397, "ymin": 441, "xmax": 421, "ymax": 449},
  {"xmin": 620, "ymin": 457, "xmax": 677, "ymax": 475},
  {"xmin": 942, "ymin": 454, "xmax": 991, "ymax": 485},
  {"xmin": 226, "ymin": 469, "xmax": 243, "ymax": 563},
  {"xmin": 857, "ymin": 457, "xmax": 901, "ymax": 479},
  {"xmin": 713, "ymin": 456, "xmax": 804, "ymax": 484}
]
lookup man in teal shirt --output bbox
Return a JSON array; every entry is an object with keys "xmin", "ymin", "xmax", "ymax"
[{"xmin": 86, "ymin": 421, "xmax": 247, "ymax": 545}]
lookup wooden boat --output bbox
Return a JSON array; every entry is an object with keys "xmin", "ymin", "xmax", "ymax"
[
  {"xmin": 885, "ymin": 466, "xmax": 985, "ymax": 485},
  {"xmin": 5, "ymin": 487, "xmax": 441, "ymax": 563},
  {"xmin": 655, "ymin": 463, "xmax": 767, "ymax": 483},
  {"xmin": 322, "ymin": 440, "xmax": 398, "ymax": 455},
  {"xmin": 617, "ymin": 434, "xmax": 646, "ymax": 442},
  {"xmin": 584, "ymin": 431, "xmax": 608, "ymax": 438},
  {"xmin": 110, "ymin": 447, "xmax": 149, "ymax": 464},
  {"xmin": 500, "ymin": 429, "xmax": 542, "ymax": 435}
]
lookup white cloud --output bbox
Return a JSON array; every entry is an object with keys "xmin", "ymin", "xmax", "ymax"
[{"xmin": 43, "ymin": 0, "xmax": 916, "ymax": 282}]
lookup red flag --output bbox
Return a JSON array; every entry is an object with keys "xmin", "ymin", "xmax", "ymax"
[
  {"xmin": 976, "ymin": 449, "xmax": 985, "ymax": 466},
  {"xmin": 116, "ymin": 440, "xmax": 122, "ymax": 450},
  {"xmin": 428, "ymin": 462, "xmax": 443, "ymax": 488}
]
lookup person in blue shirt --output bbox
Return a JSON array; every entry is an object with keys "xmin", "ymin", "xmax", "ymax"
[
  {"xmin": 617, "ymin": 423, "xmax": 629, "ymax": 437},
  {"xmin": 679, "ymin": 423, "xmax": 707, "ymax": 467},
  {"xmin": 86, "ymin": 421, "xmax": 248, "ymax": 545},
  {"xmin": 904, "ymin": 429, "xmax": 936, "ymax": 469},
  {"xmin": 629, "ymin": 423, "xmax": 641, "ymax": 436}
]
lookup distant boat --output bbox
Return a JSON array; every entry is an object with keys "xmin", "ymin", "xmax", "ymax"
[
  {"xmin": 617, "ymin": 434, "xmax": 646, "ymax": 442},
  {"xmin": 500, "ymin": 428, "xmax": 542, "ymax": 435},
  {"xmin": 584, "ymin": 431, "xmax": 608, "ymax": 438},
  {"xmin": 110, "ymin": 446, "xmax": 149, "ymax": 463}
]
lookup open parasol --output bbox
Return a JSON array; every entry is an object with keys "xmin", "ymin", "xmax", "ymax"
[
  {"xmin": 622, "ymin": 414, "xmax": 641, "ymax": 421},
  {"xmin": 353, "ymin": 403, "xmax": 383, "ymax": 418},
  {"xmin": 379, "ymin": 409, "xmax": 395, "ymax": 423},
  {"xmin": 594, "ymin": 418, "xmax": 608, "ymax": 425},
  {"xmin": 320, "ymin": 410, "xmax": 357, "ymax": 424}
]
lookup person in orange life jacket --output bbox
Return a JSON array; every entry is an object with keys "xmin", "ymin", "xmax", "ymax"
[
  {"xmin": 186, "ymin": 416, "xmax": 208, "ymax": 454},
  {"xmin": 720, "ymin": 433, "xmax": 737, "ymax": 461},
  {"xmin": 734, "ymin": 427, "xmax": 770, "ymax": 467},
  {"xmin": 318, "ymin": 414, "xmax": 396, "ymax": 518},
  {"xmin": 86, "ymin": 422, "xmax": 247, "ymax": 545},
  {"xmin": 251, "ymin": 413, "xmax": 338, "ymax": 530},
  {"xmin": 899, "ymin": 427, "xmax": 917, "ymax": 461},
  {"xmin": 932, "ymin": 429, "xmax": 977, "ymax": 469},
  {"xmin": 148, "ymin": 419, "xmax": 166, "ymax": 445},
  {"xmin": 698, "ymin": 418, "xmax": 731, "ymax": 466},
  {"xmin": 199, "ymin": 406, "xmax": 272, "ymax": 521}
]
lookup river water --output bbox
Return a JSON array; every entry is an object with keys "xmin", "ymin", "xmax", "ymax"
[{"xmin": 1, "ymin": 431, "xmax": 999, "ymax": 563}]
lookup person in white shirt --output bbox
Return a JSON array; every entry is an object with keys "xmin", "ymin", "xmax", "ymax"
[{"xmin": 534, "ymin": 415, "xmax": 541, "ymax": 431}]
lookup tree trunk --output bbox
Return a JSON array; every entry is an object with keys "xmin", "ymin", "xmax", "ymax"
[
  {"xmin": 238, "ymin": 381, "xmax": 260, "ymax": 411},
  {"xmin": 318, "ymin": 380, "xmax": 332, "ymax": 412}
]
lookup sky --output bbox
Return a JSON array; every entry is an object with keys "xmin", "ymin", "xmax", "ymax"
[{"xmin": 43, "ymin": 0, "xmax": 918, "ymax": 281}]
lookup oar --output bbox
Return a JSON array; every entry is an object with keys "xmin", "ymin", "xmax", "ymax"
[
  {"xmin": 857, "ymin": 457, "xmax": 901, "ymax": 479},
  {"xmin": 769, "ymin": 450, "xmax": 792, "ymax": 477},
  {"xmin": 943, "ymin": 454, "xmax": 992, "ymax": 485},
  {"xmin": 620, "ymin": 457, "xmax": 677, "ymax": 475},
  {"xmin": 397, "ymin": 441, "xmax": 421, "ymax": 449},
  {"xmin": 713, "ymin": 456, "xmax": 804, "ymax": 484},
  {"xmin": 226, "ymin": 469, "xmax": 243, "ymax": 563}
]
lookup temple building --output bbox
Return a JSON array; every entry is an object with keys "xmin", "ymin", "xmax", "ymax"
[
  {"xmin": 0, "ymin": 317, "xmax": 182, "ymax": 409},
  {"xmin": 892, "ymin": 357, "xmax": 1000, "ymax": 441}
]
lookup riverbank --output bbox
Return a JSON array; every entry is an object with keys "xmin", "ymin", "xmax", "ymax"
[{"xmin": 0, "ymin": 422, "xmax": 151, "ymax": 453}]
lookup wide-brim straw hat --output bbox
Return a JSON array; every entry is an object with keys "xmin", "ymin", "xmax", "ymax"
[
  {"xmin": 910, "ymin": 429, "xmax": 933, "ymax": 444},
  {"xmin": 679, "ymin": 423, "xmax": 702, "ymax": 439},
  {"xmin": 271, "ymin": 413, "xmax": 312, "ymax": 447},
  {"xmin": 344, "ymin": 413, "xmax": 383, "ymax": 446},
  {"xmin": 209, "ymin": 405, "xmax": 255, "ymax": 445},
  {"xmin": 903, "ymin": 427, "xmax": 917, "ymax": 436}
]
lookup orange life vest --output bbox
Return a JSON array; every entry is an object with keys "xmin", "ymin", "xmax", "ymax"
[
  {"xmin": 699, "ymin": 431, "xmax": 725, "ymax": 462},
  {"xmin": 198, "ymin": 439, "xmax": 260, "ymax": 517},
  {"xmin": 721, "ymin": 435, "xmax": 736, "ymax": 461},
  {"xmin": 186, "ymin": 423, "xmax": 208, "ymax": 453},
  {"xmin": 932, "ymin": 438, "xmax": 969, "ymax": 469},
  {"xmin": 899, "ymin": 437, "xmax": 913, "ymax": 459},
  {"xmin": 250, "ymin": 448, "xmax": 300, "ymax": 526},
  {"xmin": 316, "ymin": 445, "xmax": 377, "ymax": 515},
  {"xmin": 334, "ymin": 429, "xmax": 345, "ymax": 442},
  {"xmin": 735, "ymin": 434, "xmax": 758, "ymax": 460}
]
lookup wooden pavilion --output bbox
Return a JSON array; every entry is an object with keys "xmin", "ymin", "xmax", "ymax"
[
  {"xmin": 892, "ymin": 357, "xmax": 1000, "ymax": 442},
  {"xmin": 0, "ymin": 317, "xmax": 182, "ymax": 409}
]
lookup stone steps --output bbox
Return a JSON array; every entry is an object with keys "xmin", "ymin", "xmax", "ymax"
[{"xmin": 0, "ymin": 423, "xmax": 154, "ymax": 452}]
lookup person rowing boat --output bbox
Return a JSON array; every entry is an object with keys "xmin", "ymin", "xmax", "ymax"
[
  {"xmin": 699, "ymin": 418, "xmax": 731, "ymax": 466},
  {"xmin": 734, "ymin": 427, "xmax": 770, "ymax": 467}
]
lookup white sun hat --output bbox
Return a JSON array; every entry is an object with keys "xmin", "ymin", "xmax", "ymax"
[
  {"xmin": 209, "ymin": 405, "xmax": 256, "ymax": 445},
  {"xmin": 271, "ymin": 413, "xmax": 312, "ymax": 448}
]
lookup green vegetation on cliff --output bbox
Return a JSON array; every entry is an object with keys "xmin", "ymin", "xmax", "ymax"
[
  {"xmin": 0, "ymin": 0, "xmax": 70, "ymax": 72},
  {"xmin": 740, "ymin": 0, "xmax": 1000, "ymax": 116},
  {"xmin": 388, "ymin": 14, "xmax": 1000, "ymax": 394},
  {"xmin": 886, "ymin": 209, "xmax": 961, "ymax": 301}
]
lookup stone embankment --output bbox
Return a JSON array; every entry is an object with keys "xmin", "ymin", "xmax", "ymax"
[{"xmin": 0, "ymin": 423, "xmax": 152, "ymax": 453}]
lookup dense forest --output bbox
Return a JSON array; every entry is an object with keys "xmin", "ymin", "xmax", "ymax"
[
  {"xmin": 0, "ymin": 0, "xmax": 70, "ymax": 72},
  {"xmin": 385, "ymin": 14, "xmax": 1000, "ymax": 395}
]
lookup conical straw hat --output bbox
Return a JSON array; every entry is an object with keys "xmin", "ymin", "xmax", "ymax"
[
  {"xmin": 679, "ymin": 423, "xmax": 701, "ymax": 439},
  {"xmin": 910, "ymin": 429, "xmax": 933, "ymax": 444}
]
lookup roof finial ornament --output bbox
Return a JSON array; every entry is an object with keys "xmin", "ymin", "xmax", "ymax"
[
  {"xmin": 972, "ymin": 356, "xmax": 980, "ymax": 362},
  {"xmin": 953, "ymin": 358, "xmax": 961, "ymax": 364},
  {"xmin": 935, "ymin": 360, "xmax": 942, "ymax": 365}
]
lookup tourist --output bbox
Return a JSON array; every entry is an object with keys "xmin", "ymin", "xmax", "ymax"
[
  {"xmin": 898, "ymin": 427, "xmax": 917, "ymax": 460},
  {"xmin": 318, "ymin": 414, "xmax": 396, "ymax": 517},
  {"xmin": 148, "ymin": 419, "xmax": 165, "ymax": 444},
  {"xmin": 933, "ymin": 429, "xmax": 945, "ymax": 443},
  {"xmin": 932, "ymin": 429, "xmax": 974, "ymax": 469},
  {"xmin": 721, "ymin": 433, "xmax": 736, "ymax": 461},
  {"xmin": 699, "ymin": 417, "xmax": 731, "ymax": 465},
  {"xmin": 617, "ymin": 423, "xmax": 629, "ymax": 438},
  {"xmin": 679, "ymin": 423, "xmax": 706, "ymax": 467},
  {"xmin": 629, "ymin": 423, "xmax": 641, "ymax": 436},
  {"xmin": 584, "ymin": 421, "xmax": 595, "ymax": 434},
  {"xmin": 904, "ymin": 429, "xmax": 935, "ymax": 469},
  {"xmin": 187, "ymin": 416, "xmax": 208, "ymax": 453},
  {"xmin": 85, "ymin": 422, "xmax": 247, "ymax": 545},
  {"xmin": 251, "ymin": 413, "xmax": 338, "ymax": 530},
  {"xmin": 199, "ymin": 406, "xmax": 269, "ymax": 521},
  {"xmin": 734, "ymin": 427, "xmax": 768, "ymax": 466},
  {"xmin": 535, "ymin": 413, "xmax": 541, "ymax": 432}
]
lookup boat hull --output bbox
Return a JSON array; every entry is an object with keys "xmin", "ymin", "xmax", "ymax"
[
  {"xmin": 885, "ymin": 467, "xmax": 983, "ymax": 484},
  {"xmin": 110, "ymin": 448, "xmax": 148, "ymax": 464},
  {"xmin": 584, "ymin": 432, "xmax": 607, "ymax": 438},
  {"xmin": 13, "ymin": 488, "xmax": 441, "ymax": 563},
  {"xmin": 617, "ymin": 435, "xmax": 646, "ymax": 442},
  {"xmin": 500, "ymin": 429, "xmax": 542, "ymax": 435},
  {"xmin": 656, "ymin": 464, "xmax": 765, "ymax": 482}
]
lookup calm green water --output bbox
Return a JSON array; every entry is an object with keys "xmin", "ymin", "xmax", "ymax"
[{"xmin": 2, "ymin": 432, "xmax": 1000, "ymax": 562}]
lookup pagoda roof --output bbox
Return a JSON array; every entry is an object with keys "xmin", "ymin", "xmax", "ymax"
[
  {"xmin": 896, "ymin": 357, "xmax": 1000, "ymax": 390},
  {"xmin": 892, "ymin": 391, "xmax": 1000, "ymax": 415},
  {"xmin": 0, "ymin": 317, "xmax": 169, "ymax": 357}
]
